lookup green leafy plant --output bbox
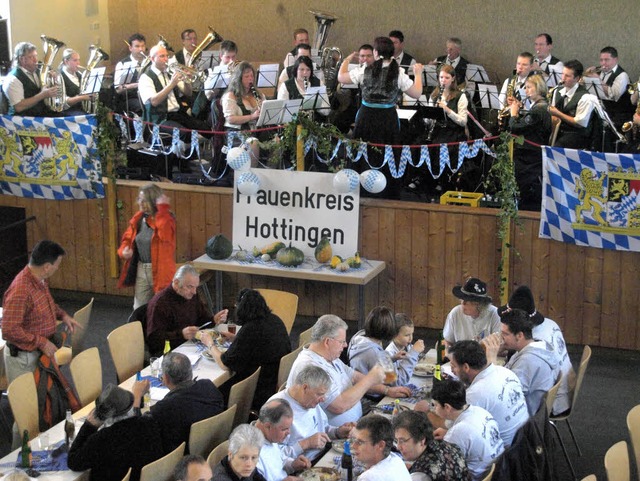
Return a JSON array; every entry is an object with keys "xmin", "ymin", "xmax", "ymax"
[{"xmin": 483, "ymin": 131, "xmax": 523, "ymax": 297}]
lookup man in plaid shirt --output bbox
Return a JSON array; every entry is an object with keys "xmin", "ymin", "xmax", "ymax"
[{"xmin": 2, "ymin": 240, "xmax": 79, "ymax": 383}]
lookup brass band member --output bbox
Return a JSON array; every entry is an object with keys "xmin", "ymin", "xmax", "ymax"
[
  {"xmin": 59, "ymin": 48, "xmax": 94, "ymax": 115},
  {"xmin": 114, "ymin": 33, "xmax": 146, "ymax": 114},
  {"xmin": 174, "ymin": 29, "xmax": 197, "ymax": 66},
  {"xmin": 531, "ymin": 33, "xmax": 563, "ymax": 76},
  {"xmin": 508, "ymin": 75, "xmax": 552, "ymax": 210},
  {"xmin": 277, "ymin": 56, "xmax": 330, "ymax": 118},
  {"xmin": 2, "ymin": 42, "xmax": 58, "ymax": 116},
  {"xmin": 431, "ymin": 37, "xmax": 469, "ymax": 86},
  {"xmin": 283, "ymin": 28, "xmax": 310, "ymax": 68},
  {"xmin": 549, "ymin": 60, "xmax": 597, "ymax": 149},
  {"xmin": 429, "ymin": 64, "xmax": 468, "ymax": 144},
  {"xmin": 498, "ymin": 52, "xmax": 534, "ymax": 109}
]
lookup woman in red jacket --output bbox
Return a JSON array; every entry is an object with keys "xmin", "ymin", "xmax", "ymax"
[{"xmin": 117, "ymin": 183, "xmax": 176, "ymax": 309}]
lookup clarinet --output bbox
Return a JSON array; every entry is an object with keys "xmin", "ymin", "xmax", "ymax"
[
  {"xmin": 249, "ymin": 84, "xmax": 262, "ymax": 109},
  {"xmin": 303, "ymin": 76, "xmax": 309, "ymax": 91}
]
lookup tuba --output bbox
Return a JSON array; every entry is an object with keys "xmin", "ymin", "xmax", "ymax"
[
  {"xmin": 40, "ymin": 35, "xmax": 66, "ymax": 112},
  {"xmin": 309, "ymin": 10, "xmax": 341, "ymax": 97},
  {"xmin": 80, "ymin": 45, "xmax": 109, "ymax": 113},
  {"xmin": 187, "ymin": 26, "xmax": 223, "ymax": 68}
]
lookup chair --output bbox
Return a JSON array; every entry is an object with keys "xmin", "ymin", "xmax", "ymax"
[
  {"xmin": 581, "ymin": 476, "xmax": 597, "ymax": 481},
  {"xmin": 481, "ymin": 463, "xmax": 495, "ymax": 481},
  {"xmin": 255, "ymin": 289, "xmax": 298, "ymax": 334},
  {"xmin": 207, "ymin": 440, "xmax": 229, "ymax": 470},
  {"xmin": 298, "ymin": 327, "xmax": 313, "ymax": 348},
  {"xmin": 627, "ymin": 405, "xmax": 640, "ymax": 479},
  {"xmin": 188, "ymin": 405, "xmax": 237, "ymax": 458},
  {"xmin": 107, "ymin": 321, "xmax": 145, "ymax": 383},
  {"xmin": 69, "ymin": 347, "xmax": 102, "ymax": 407},
  {"xmin": 139, "ymin": 441, "xmax": 186, "ymax": 481},
  {"xmin": 545, "ymin": 372, "xmax": 563, "ymax": 415},
  {"xmin": 127, "ymin": 304, "xmax": 149, "ymax": 362},
  {"xmin": 277, "ymin": 345, "xmax": 302, "ymax": 390},
  {"xmin": 604, "ymin": 440, "xmax": 630, "ymax": 481},
  {"xmin": 8, "ymin": 372, "xmax": 39, "ymax": 441},
  {"xmin": 121, "ymin": 467, "xmax": 132, "ymax": 481},
  {"xmin": 549, "ymin": 345, "xmax": 592, "ymax": 480},
  {"xmin": 550, "ymin": 116, "xmax": 562, "ymax": 146},
  {"xmin": 55, "ymin": 297, "xmax": 95, "ymax": 365},
  {"xmin": 228, "ymin": 367, "xmax": 261, "ymax": 428}
]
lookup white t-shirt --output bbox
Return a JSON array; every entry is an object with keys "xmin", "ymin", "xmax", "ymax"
[
  {"xmin": 466, "ymin": 363, "xmax": 529, "ymax": 447},
  {"xmin": 444, "ymin": 405, "xmax": 505, "ymax": 481},
  {"xmin": 287, "ymin": 347, "xmax": 361, "ymax": 426},
  {"xmin": 443, "ymin": 304, "xmax": 501, "ymax": 344},
  {"xmin": 359, "ymin": 452, "xmax": 411, "ymax": 481}
]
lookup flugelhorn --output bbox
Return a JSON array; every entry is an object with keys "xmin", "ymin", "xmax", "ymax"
[{"xmin": 40, "ymin": 34, "xmax": 66, "ymax": 112}]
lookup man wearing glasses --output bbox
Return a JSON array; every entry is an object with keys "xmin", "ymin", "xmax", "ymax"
[{"xmin": 350, "ymin": 415, "xmax": 411, "ymax": 481}]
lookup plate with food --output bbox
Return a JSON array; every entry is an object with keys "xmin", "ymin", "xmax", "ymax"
[
  {"xmin": 331, "ymin": 439, "xmax": 346, "ymax": 454},
  {"xmin": 201, "ymin": 350, "xmax": 215, "ymax": 362},
  {"xmin": 195, "ymin": 329, "xmax": 220, "ymax": 343},
  {"xmin": 414, "ymin": 362, "xmax": 436, "ymax": 377},
  {"xmin": 299, "ymin": 467, "xmax": 341, "ymax": 481}
]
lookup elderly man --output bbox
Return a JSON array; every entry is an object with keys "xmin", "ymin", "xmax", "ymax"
[
  {"xmin": 431, "ymin": 379, "xmax": 504, "ymax": 481},
  {"xmin": 255, "ymin": 399, "xmax": 311, "ymax": 481},
  {"xmin": 146, "ymin": 264, "xmax": 227, "ymax": 357},
  {"xmin": 283, "ymin": 28, "xmax": 310, "ymax": 68},
  {"xmin": 270, "ymin": 365, "xmax": 353, "ymax": 462},
  {"xmin": 286, "ymin": 314, "xmax": 401, "ymax": 426},
  {"xmin": 138, "ymin": 44, "xmax": 210, "ymax": 131},
  {"xmin": 485, "ymin": 309, "xmax": 560, "ymax": 416},
  {"xmin": 173, "ymin": 454, "xmax": 212, "ymax": 481},
  {"xmin": 432, "ymin": 37, "xmax": 469, "ymax": 86},
  {"xmin": 133, "ymin": 352, "xmax": 224, "ymax": 454},
  {"xmin": 443, "ymin": 277, "xmax": 501, "ymax": 348},
  {"xmin": 418, "ymin": 340, "xmax": 528, "ymax": 447},
  {"xmin": 351, "ymin": 415, "xmax": 411, "ymax": 481},
  {"xmin": 2, "ymin": 42, "xmax": 60, "ymax": 116},
  {"xmin": 2, "ymin": 240, "xmax": 79, "ymax": 382}
]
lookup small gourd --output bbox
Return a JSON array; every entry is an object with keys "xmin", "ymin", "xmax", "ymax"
[
  {"xmin": 276, "ymin": 243, "xmax": 305, "ymax": 267},
  {"xmin": 314, "ymin": 237, "xmax": 333, "ymax": 263}
]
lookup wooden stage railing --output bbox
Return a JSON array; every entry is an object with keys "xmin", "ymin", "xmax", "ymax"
[{"xmin": 0, "ymin": 179, "xmax": 638, "ymax": 350}]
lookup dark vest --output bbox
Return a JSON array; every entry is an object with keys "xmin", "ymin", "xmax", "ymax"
[
  {"xmin": 436, "ymin": 55, "xmax": 469, "ymax": 85},
  {"xmin": 61, "ymin": 70, "xmax": 82, "ymax": 98},
  {"xmin": 284, "ymin": 76, "xmax": 320, "ymax": 100},
  {"xmin": 8, "ymin": 68, "xmax": 50, "ymax": 116},
  {"xmin": 554, "ymin": 85, "xmax": 591, "ymax": 136},
  {"xmin": 602, "ymin": 66, "xmax": 634, "ymax": 118},
  {"xmin": 117, "ymin": 56, "xmax": 140, "ymax": 100},
  {"xmin": 398, "ymin": 52, "xmax": 415, "ymax": 71},
  {"xmin": 174, "ymin": 50, "xmax": 186, "ymax": 65},
  {"xmin": 361, "ymin": 65, "xmax": 399, "ymax": 105},
  {"xmin": 142, "ymin": 69, "xmax": 181, "ymax": 124}
]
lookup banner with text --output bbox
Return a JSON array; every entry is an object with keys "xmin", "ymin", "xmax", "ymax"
[{"xmin": 233, "ymin": 170, "xmax": 360, "ymax": 257}]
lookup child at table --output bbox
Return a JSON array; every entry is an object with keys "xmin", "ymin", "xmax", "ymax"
[{"xmin": 385, "ymin": 313, "xmax": 425, "ymax": 384}]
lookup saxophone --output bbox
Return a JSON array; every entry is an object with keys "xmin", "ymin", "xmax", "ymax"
[
  {"xmin": 80, "ymin": 45, "xmax": 109, "ymax": 113},
  {"xmin": 497, "ymin": 75, "xmax": 517, "ymax": 131},
  {"xmin": 40, "ymin": 35, "xmax": 66, "ymax": 112},
  {"xmin": 621, "ymin": 100, "xmax": 640, "ymax": 143}
]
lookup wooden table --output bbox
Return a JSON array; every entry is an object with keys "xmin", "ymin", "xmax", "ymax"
[{"xmin": 192, "ymin": 254, "xmax": 386, "ymax": 328}]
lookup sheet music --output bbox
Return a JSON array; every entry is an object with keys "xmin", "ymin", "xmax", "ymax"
[
  {"xmin": 466, "ymin": 64, "xmax": 490, "ymax": 83},
  {"xmin": 204, "ymin": 66, "xmax": 231, "ymax": 90},
  {"xmin": 81, "ymin": 66, "xmax": 106, "ymax": 94},
  {"xmin": 302, "ymin": 86, "xmax": 330, "ymax": 111},
  {"xmin": 583, "ymin": 77, "xmax": 607, "ymax": 99},
  {"xmin": 402, "ymin": 94, "xmax": 428, "ymax": 106},
  {"xmin": 282, "ymin": 99, "xmax": 303, "ymax": 123},
  {"xmin": 199, "ymin": 51, "xmax": 218, "ymax": 70},
  {"xmin": 397, "ymin": 109, "xmax": 417, "ymax": 121},
  {"xmin": 257, "ymin": 64, "xmax": 279, "ymax": 88},
  {"xmin": 256, "ymin": 99, "xmax": 302, "ymax": 126},
  {"xmin": 423, "ymin": 65, "xmax": 439, "ymax": 87},
  {"xmin": 477, "ymin": 83, "xmax": 501, "ymax": 109},
  {"xmin": 115, "ymin": 60, "xmax": 137, "ymax": 85},
  {"xmin": 546, "ymin": 63, "xmax": 564, "ymax": 87}
]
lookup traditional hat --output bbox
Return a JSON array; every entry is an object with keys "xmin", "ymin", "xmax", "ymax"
[
  {"xmin": 95, "ymin": 384, "xmax": 134, "ymax": 421},
  {"xmin": 497, "ymin": 285, "xmax": 544, "ymax": 325},
  {"xmin": 452, "ymin": 277, "xmax": 492, "ymax": 302}
]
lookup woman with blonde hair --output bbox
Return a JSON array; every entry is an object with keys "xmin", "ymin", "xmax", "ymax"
[
  {"xmin": 59, "ymin": 48, "xmax": 95, "ymax": 115},
  {"xmin": 117, "ymin": 183, "xmax": 176, "ymax": 309}
]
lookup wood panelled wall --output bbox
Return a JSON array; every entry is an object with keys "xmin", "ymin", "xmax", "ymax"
[{"xmin": 1, "ymin": 181, "xmax": 638, "ymax": 350}]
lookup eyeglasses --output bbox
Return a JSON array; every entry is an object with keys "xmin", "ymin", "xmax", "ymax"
[
  {"xmin": 394, "ymin": 437, "xmax": 412, "ymax": 446},
  {"xmin": 349, "ymin": 437, "xmax": 371, "ymax": 447},
  {"xmin": 330, "ymin": 338, "xmax": 348, "ymax": 346}
]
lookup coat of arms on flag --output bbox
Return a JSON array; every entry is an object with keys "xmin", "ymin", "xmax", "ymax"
[
  {"xmin": 540, "ymin": 146, "xmax": 640, "ymax": 251},
  {"xmin": 0, "ymin": 114, "xmax": 104, "ymax": 199}
]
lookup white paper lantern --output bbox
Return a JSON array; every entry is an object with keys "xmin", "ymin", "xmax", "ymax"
[
  {"xmin": 332, "ymin": 169, "xmax": 360, "ymax": 193},
  {"xmin": 360, "ymin": 170, "xmax": 387, "ymax": 194},
  {"xmin": 236, "ymin": 171, "xmax": 261, "ymax": 195},
  {"xmin": 227, "ymin": 147, "xmax": 251, "ymax": 171}
]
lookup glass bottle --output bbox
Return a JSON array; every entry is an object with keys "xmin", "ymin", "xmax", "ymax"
[
  {"xmin": 341, "ymin": 440, "xmax": 353, "ymax": 481},
  {"xmin": 64, "ymin": 409, "xmax": 75, "ymax": 446},
  {"xmin": 20, "ymin": 430, "xmax": 31, "ymax": 469},
  {"xmin": 163, "ymin": 340, "xmax": 171, "ymax": 355}
]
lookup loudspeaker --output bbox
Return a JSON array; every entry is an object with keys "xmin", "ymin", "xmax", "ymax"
[{"xmin": 0, "ymin": 18, "xmax": 10, "ymax": 74}]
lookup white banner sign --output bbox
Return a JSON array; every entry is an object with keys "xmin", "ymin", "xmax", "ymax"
[{"xmin": 233, "ymin": 170, "xmax": 360, "ymax": 257}]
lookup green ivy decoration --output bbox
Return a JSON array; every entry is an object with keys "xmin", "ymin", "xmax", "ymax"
[{"xmin": 483, "ymin": 131, "xmax": 523, "ymax": 297}]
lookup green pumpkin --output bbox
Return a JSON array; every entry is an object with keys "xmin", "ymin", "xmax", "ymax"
[
  {"xmin": 314, "ymin": 237, "xmax": 332, "ymax": 263},
  {"xmin": 206, "ymin": 234, "xmax": 233, "ymax": 260},
  {"xmin": 276, "ymin": 243, "xmax": 305, "ymax": 267}
]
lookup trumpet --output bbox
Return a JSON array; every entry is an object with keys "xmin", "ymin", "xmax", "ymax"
[
  {"xmin": 628, "ymin": 81, "xmax": 640, "ymax": 95},
  {"xmin": 123, "ymin": 40, "xmax": 150, "ymax": 73},
  {"xmin": 166, "ymin": 63, "xmax": 202, "ymax": 84}
]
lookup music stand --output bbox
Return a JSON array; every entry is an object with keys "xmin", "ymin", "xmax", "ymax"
[
  {"xmin": 592, "ymin": 95, "xmax": 626, "ymax": 151},
  {"xmin": 257, "ymin": 64, "xmax": 279, "ymax": 89},
  {"xmin": 256, "ymin": 99, "xmax": 302, "ymax": 127},
  {"xmin": 477, "ymin": 84, "xmax": 501, "ymax": 110},
  {"xmin": 583, "ymin": 77, "xmax": 607, "ymax": 100},
  {"xmin": 207, "ymin": 66, "xmax": 231, "ymax": 90},
  {"xmin": 82, "ymin": 66, "xmax": 105, "ymax": 95},
  {"xmin": 466, "ymin": 64, "xmax": 490, "ymax": 83},
  {"xmin": 423, "ymin": 65, "xmax": 439, "ymax": 88},
  {"xmin": 199, "ymin": 51, "xmax": 218, "ymax": 70},
  {"xmin": 546, "ymin": 63, "xmax": 563, "ymax": 87},
  {"xmin": 301, "ymin": 86, "xmax": 330, "ymax": 114}
]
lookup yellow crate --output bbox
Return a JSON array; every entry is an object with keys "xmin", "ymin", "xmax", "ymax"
[{"xmin": 440, "ymin": 191, "xmax": 484, "ymax": 207}]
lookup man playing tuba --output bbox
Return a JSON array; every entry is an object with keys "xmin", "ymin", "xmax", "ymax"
[{"xmin": 2, "ymin": 42, "xmax": 60, "ymax": 116}]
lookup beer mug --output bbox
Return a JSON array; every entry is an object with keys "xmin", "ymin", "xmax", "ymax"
[{"xmin": 378, "ymin": 353, "xmax": 397, "ymax": 385}]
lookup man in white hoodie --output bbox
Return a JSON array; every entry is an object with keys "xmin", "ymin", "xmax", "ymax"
[{"xmin": 486, "ymin": 309, "xmax": 560, "ymax": 416}]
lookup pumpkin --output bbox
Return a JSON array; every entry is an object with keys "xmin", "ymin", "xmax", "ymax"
[
  {"xmin": 347, "ymin": 252, "xmax": 361, "ymax": 268},
  {"xmin": 314, "ymin": 237, "xmax": 333, "ymax": 263},
  {"xmin": 276, "ymin": 243, "xmax": 305, "ymax": 267},
  {"xmin": 330, "ymin": 255, "xmax": 343, "ymax": 269},
  {"xmin": 235, "ymin": 246, "xmax": 252, "ymax": 262},
  {"xmin": 206, "ymin": 234, "xmax": 233, "ymax": 260},
  {"xmin": 261, "ymin": 241, "xmax": 286, "ymax": 257}
]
